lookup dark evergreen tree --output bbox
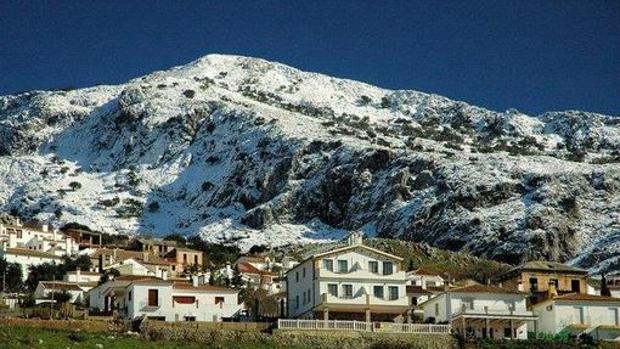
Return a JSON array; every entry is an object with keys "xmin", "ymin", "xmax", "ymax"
[{"xmin": 601, "ymin": 274, "xmax": 611, "ymax": 297}]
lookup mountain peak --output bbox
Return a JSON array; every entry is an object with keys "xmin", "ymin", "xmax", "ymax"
[{"xmin": 0, "ymin": 55, "xmax": 618, "ymax": 273}]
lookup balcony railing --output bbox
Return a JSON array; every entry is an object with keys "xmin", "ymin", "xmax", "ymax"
[
  {"xmin": 322, "ymin": 293, "xmax": 409, "ymax": 306},
  {"xmin": 452, "ymin": 305, "xmax": 536, "ymax": 318},
  {"xmin": 278, "ymin": 319, "xmax": 451, "ymax": 334}
]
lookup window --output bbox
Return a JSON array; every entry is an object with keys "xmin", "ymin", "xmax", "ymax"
[
  {"xmin": 184, "ymin": 316, "xmax": 196, "ymax": 322},
  {"xmin": 323, "ymin": 259, "xmax": 333, "ymax": 271},
  {"xmin": 183, "ymin": 254, "xmax": 188, "ymax": 264},
  {"xmin": 571, "ymin": 279, "xmax": 581, "ymax": 293},
  {"xmin": 435, "ymin": 303, "xmax": 439, "ymax": 316},
  {"xmin": 148, "ymin": 289, "xmax": 159, "ymax": 307},
  {"xmin": 303, "ymin": 291, "xmax": 306, "ymax": 304},
  {"xmin": 174, "ymin": 296, "xmax": 196, "ymax": 304},
  {"xmin": 609, "ymin": 308, "xmax": 619, "ymax": 325},
  {"xmin": 307, "ymin": 288, "xmax": 311, "ymax": 303},
  {"xmin": 383, "ymin": 262, "xmax": 393, "ymax": 275},
  {"xmin": 328, "ymin": 284, "xmax": 338, "ymax": 296},
  {"xmin": 302, "ymin": 267, "xmax": 306, "ymax": 278},
  {"xmin": 529, "ymin": 277, "xmax": 538, "ymax": 291},
  {"xmin": 295, "ymin": 295, "xmax": 299, "ymax": 309},
  {"xmin": 426, "ymin": 281, "xmax": 436, "ymax": 287},
  {"xmin": 194, "ymin": 255, "xmax": 198, "ymax": 264},
  {"xmin": 411, "ymin": 297, "xmax": 418, "ymax": 306},
  {"xmin": 296, "ymin": 271, "xmax": 299, "ymax": 282},
  {"xmin": 549, "ymin": 279, "xmax": 559, "ymax": 288},
  {"xmin": 128, "ymin": 291, "xmax": 132, "ymax": 301},
  {"xmin": 575, "ymin": 307, "xmax": 585, "ymax": 324},
  {"xmin": 373, "ymin": 285, "xmax": 384, "ymax": 298},
  {"xmin": 388, "ymin": 286, "xmax": 399, "ymax": 300},
  {"xmin": 368, "ymin": 261, "xmax": 379, "ymax": 273},
  {"xmin": 342, "ymin": 284, "xmax": 353, "ymax": 298},
  {"xmin": 503, "ymin": 327, "xmax": 512, "ymax": 338},
  {"xmin": 338, "ymin": 260, "xmax": 348, "ymax": 273}
]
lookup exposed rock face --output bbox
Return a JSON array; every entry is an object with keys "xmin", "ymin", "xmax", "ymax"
[{"xmin": 0, "ymin": 54, "xmax": 618, "ymax": 272}]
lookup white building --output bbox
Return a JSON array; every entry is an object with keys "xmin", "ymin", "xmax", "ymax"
[
  {"xmin": 0, "ymin": 220, "xmax": 78, "ymax": 256},
  {"xmin": 531, "ymin": 293, "xmax": 620, "ymax": 341},
  {"xmin": 34, "ymin": 280, "xmax": 97, "ymax": 304},
  {"xmin": 0, "ymin": 245, "xmax": 62, "ymax": 280},
  {"xmin": 88, "ymin": 275, "xmax": 161, "ymax": 313},
  {"xmin": 63, "ymin": 269, "xmax": 102, "ymax": 283},
  {"xmin": 285, "ymin": 232, "xmax": 410, "ymax": 322},
  {"xmin": 406, "ymin": 268, "xmax": 446, "ymax": 289},
  {"xmin": 420, "ymin": 284, "xmax": 537, "ymax": 340},
  {"xmin": 114, "ymin": 276, "xmax": 242, "ymax": 322}
]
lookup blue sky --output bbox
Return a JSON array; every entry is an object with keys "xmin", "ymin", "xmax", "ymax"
[{"xmin": 1, "ymin": 1, "xmax": 618, "ymax": 115}]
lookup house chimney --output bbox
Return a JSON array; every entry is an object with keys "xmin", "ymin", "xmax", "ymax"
[
  {"xmin": 8, "ymin": 233, "xmax": 16, "ymax": 248},
  {"xmin": 548, "ymin": 281, "xmax": 558, "ymax": 299},
  {"xmin": 347, "ymin": 231, "xmax": 363, "ymax": 246},
  {"xmin": 42, "ymin": 224, "xmax": 48, "ymax": 233},
  {"xmin": 65, "ymin": 236, "xmax": 72, "ymax": 256},
  {"xmin": 162, "ymin": 271, "xmax": 168, "ymax": 281},
  {"xmin": 76, "ymin": 268, "xmax": 81, "ymax": 282},
  {"xmin": 421, "ymin": 276, "xmax": 427, "ymax": 290},
  {"xmin": 192, "ymin": 275, "xmax": 199, "ymax": 287}
]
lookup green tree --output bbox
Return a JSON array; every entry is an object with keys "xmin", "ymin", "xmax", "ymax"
[
  {"xmin": 69, "ymin": 181, "xmax": 82, "ymax": 191},
  {"xmin": 0, "ymin": 258, "xmax": 23, "ymax": 292},
  {"xmin": 98, "ymin": 268, "xmax": 120, "ymax": 285},
  {"xmin": 231, "ymin": 265, "xmax": 244, "ymax": 288},
  {"xmin": 163, "ymin": 233, "xmax": 186, "ymax": 246},
  {"xmin": 601, "ymin": 274, "xmax": 611, "ymax": 297},
  {"xmin": 49, "ymin": 290, "xmax": 72, "ymax": 304},
  {"xmin": 26, "ymin": 263, "xmax": 63, "ymax": 291}
]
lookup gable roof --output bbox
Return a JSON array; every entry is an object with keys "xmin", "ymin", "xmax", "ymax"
[
  {"xmin": 503, "ymin": 261, "xmax": 587, "ymax": 277},
  {"xmin": 311, "ymin": 243, "xmax": 403, "ymax": 262},
  {"xmin": 450, "ymin": 284, "xmax": 524, "ymax": 295},
  {"xmin": 3, "ymin": 248, "xmax": 61, "ymax": 259},
  {"xmin": 91, "ymin": 248, "xmax": 144, "ymax": 260},
  {"xmin": 236, "ymin": 262, "xmax": 277, "ymax": 276},
  {"xmin": 40, "ymin": 281, "xmax": 97, "ymax": 291}
]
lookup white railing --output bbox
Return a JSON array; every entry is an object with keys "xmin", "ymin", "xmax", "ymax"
[
  {"xmin": 377, "ymin": 322, "xmax": 452, "ymax": 334},
  {"xmin": 277, "ymin": 319, "xmax": 450, "ymax": 334}
]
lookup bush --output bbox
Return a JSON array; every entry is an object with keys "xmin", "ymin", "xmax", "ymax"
[
  {"xmin": 67, "ymin": 331, "xmax": 87, "ymax": 342},
  {"xmin": 183, "ymin": 89, "xmax": 196, "ymax": 98},
  {"xmin": 69, "ymin": 181, "xmax": 82, "ymax": 191},
  {"xmin": 358, "ymin": 95, "xmax": 372, "ymax": 106},
  {"xmin": 147, "ymin": 201, "xmax": 160, "ymax": 212}
]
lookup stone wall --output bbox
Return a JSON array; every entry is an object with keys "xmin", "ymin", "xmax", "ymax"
[
  {"xmin": 140, "ymin": 321, "xmax": 456, "ymax": 349},
  {"xmin": 0, "ymin": 318, "xmax": 118, "ymax": 333}
]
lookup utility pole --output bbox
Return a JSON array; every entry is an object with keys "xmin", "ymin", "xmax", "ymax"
[{"xmin": 50, "ymin": 274, "xmax": 55, "ymax": 319}]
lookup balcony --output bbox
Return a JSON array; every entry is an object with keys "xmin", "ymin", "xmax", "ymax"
[
  {"xmin": 318, "ymin": 268, "xmax": 406, "ymax": 281},
  {"xmin": 452, "ymin": 305, "xmax": 536, "ymax": 320},
  {"xmin": 321, "ymin": 293, "xmax": 409, "ymax": 307}
]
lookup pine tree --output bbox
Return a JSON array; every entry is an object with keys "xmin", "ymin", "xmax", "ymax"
[
  {"xmin": 601, "ymin": 274, "xmax": 611, "ymax": 297},
  {"xmin": 231, "ymin": 265, "xmax": 244, "ymax": 288}
]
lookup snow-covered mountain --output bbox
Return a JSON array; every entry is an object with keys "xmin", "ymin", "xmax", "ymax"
[{"xmin": 1, "ymin": 54, "xmax": 618, "ymax": 272}]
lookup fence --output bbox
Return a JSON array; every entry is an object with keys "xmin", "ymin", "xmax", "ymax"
[{"xmin": 278, "ymin": 319, "xmax": 450, "ymax": 334}]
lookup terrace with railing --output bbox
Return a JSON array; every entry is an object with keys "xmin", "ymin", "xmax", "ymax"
[{"xmin": 277, "ymin": 319, "xmax": 451, "ymax": 334}]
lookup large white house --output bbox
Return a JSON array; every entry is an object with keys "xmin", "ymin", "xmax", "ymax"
[
  {"xmin": 531, "ymin": 293, "xmax": 620, "ymax": 341},
  {"xmin": 34, "ymin": 280, "xmax": 97, "ymax": 304},
  {"xmin": 420, "ymin": 284, "xmax": 537, "ymax": 340},
  {"xmin": 114, "ymin": 277, "xmax": 242, "ymax": 322},
  {"xmin": 0, "ymin": 245, "xmax": 62, "ymax": 280},
  {"xmin": 285, "ymin": 232, "xmax": 410, "ymax": 322}
]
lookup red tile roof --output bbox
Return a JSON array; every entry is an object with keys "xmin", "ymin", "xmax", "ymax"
[
  {"xmin": 236, "ymin": 262, "xmax": 277, "ymax": 276},
  {"xmin": 552, "ymin": 293, "xmax": 620, "ymax": 303},
  {"xmin": 406, "ymin": 285, "xmax": 434, "ymax": 295},
  {"xmin": 4, "ymin": 248, "xmax": 61, "ymax": 259},
  {"xmin": 172, "ymin": 282, "xmax": 237, "ymax": 292},
  {"xmin": 450, "ymin": 284, "xmax": 524, "ymax": 295}
]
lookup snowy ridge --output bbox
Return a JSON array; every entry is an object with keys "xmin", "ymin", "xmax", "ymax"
[{"xmin": 0, "ymin": 54, "xmax": 618, "ymax": 272}]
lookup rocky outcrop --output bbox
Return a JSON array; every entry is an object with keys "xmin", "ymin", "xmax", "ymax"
[{"xmin": 0, "ymin": 54, "xmax": 618, "ymax": 272}]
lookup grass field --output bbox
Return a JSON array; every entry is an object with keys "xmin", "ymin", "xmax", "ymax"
[{"xmin": 0, "ymin": 325, "xmax": 290, "ymax": 349}]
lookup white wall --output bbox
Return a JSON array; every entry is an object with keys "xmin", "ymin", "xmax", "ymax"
[
  {"xmin": 534, "ymin": 301, "xmax": 620, "ymax": 334},
  {"xmin": 0, "ymin": 251, "xmax": 61, "ymax": 280},
  {"xmin": 286, "ymin": 259, "xmax": 314, "ymax": 318},
  {"xmin": 121, "ymin": 284, "xmax": 241, "ymax": 322}
]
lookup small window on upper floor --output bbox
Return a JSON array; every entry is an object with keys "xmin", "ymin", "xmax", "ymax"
[
  {"xmin": 338, "ymin": 260, "xmax": 348, "ymax": 273},
  {"xmin": 368, "ymin": 261, "xmax": 379, "ymax": 274},
  {"xmin": 323, "ymin": 259, "xmax": 333, "ymax": 271},
  {"xmin": 296, "ymin": 271, "xmax": 299, "ymax": 282},
  {"xmin": 302, "ymin": 267, "xmax": 306, "ymax": 278},
  {"xmin": 383, "ymin": 261, "xmax": 393, "ymax": 275}
]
